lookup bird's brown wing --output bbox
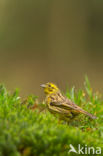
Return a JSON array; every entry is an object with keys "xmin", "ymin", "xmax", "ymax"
[{"xmin": 50, "ymin": 97, "xmax": 97, "ymax": 119}]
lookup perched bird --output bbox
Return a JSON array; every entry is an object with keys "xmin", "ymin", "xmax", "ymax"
[{"xmin": 41, "ymin": 82, "xmax": 96, "ymax": 121}]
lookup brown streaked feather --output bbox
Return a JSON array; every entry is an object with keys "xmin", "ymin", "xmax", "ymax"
[{"xmin": 47, "ymin": 92, "xmax": 97, "ymax": 119}]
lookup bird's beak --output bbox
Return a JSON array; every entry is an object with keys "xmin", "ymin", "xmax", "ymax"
[{"xmin": 40, "ymin": 84, "xmax": 46, "ymax": 88}]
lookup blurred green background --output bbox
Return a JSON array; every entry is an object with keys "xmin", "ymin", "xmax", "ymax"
[{"xmin": 0, "ymin": 0, "xmax": 103, "ymax": 97}]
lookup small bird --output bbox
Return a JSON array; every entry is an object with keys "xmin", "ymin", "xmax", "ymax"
[{"xmin": 41, "ymin": 82, "xmax": 97, "ymax": 121}]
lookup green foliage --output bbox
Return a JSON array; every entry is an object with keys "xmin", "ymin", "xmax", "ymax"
[{"xmin": 0, "ymin": 78, "xmax": 103, "ymax": 156}]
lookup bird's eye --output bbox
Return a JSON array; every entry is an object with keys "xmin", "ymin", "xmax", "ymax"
[{"xmin": 48, "ymin": 84, "xmax": 51, "ymax": 87}]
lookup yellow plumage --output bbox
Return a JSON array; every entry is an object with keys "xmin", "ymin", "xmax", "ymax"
[{"xmin": 41, "ymin": 83, "xmax": 96, "ymax": 121}]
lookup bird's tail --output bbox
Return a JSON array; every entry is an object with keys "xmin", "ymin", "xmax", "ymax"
[{"xmin": 79, "ymin": 109, "xmax": 97, "ymax": 119}]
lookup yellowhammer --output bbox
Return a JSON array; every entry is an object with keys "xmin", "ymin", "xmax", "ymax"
[{"xmin": 41, "ymin": 82, "xmax": 96, "ymax": 121}]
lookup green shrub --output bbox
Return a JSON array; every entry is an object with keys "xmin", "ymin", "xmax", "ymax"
[{"xmin": 0, "ymin": 77, "xmax": 102, "ymax": 156}]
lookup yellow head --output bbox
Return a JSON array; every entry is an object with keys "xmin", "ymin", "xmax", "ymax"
[{"xmin": 41, "ymin": 82, "xmax": 59, "ymax": 95}]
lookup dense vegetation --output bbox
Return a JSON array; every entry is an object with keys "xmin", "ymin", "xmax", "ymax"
[{"xmin": 0, "ymin": 77, "xmax": 102, "ymax": 156}]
